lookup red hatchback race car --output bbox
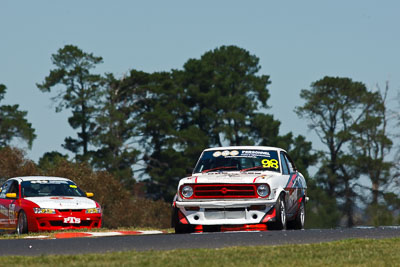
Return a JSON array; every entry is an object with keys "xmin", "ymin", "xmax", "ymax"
[{"xmin": 0, "ymin": 176, "xmax": 102, "ymax": 234}]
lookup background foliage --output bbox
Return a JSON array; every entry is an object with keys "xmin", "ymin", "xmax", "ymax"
[
  {"xmin": 0, "ymin": 147, "xmax": 171, "ymax": 228},
  {"xmin": 1, "ymin": 44, "xmax": 399, "ymax": 229}
]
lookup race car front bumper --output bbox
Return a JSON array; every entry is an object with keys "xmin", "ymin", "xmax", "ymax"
[
  {"xmin": 26, "ymin": 211, "xmax": 102, "ymax": 232},
  {"xmin": 175, "ymin": 199, "xmax": 277, "ymax": 225}
]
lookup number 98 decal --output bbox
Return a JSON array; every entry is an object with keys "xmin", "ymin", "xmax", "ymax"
[{"xmin": 261, "ymin": 159, "xmax": 279, "ymax": 169}]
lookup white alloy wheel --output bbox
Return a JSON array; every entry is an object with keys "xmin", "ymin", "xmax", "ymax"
[
  {"xmin": 280, "ymin": 199, "xmax": 286, "ymax": 228},
  {"xmin": 17, "ymin": 211, "xmax": 28, "ymax": 235}
]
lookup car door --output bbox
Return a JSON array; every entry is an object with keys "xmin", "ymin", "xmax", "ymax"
[
  {"xmin": 282, "ymin": 152, "xmax": 299, "ymax": 218},
  {"xmin": 280, "ymin": 152, "xmax": 294, "ymax": 214},
  {"xmin": 0, "ymin": 180, "xmax": 12, "ymax": 230},
  {"xmin": 5, "ymin": 180, "xmax": 19, "ymax": 229}
]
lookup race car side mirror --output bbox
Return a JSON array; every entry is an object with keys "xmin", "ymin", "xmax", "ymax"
[
  {"xmin": 6, "ymin": 193, "xmax": 17, "ymax": 198},
  {"xmin": 86, "ymin": 192, "xmax": 94, "ymax": 198}
]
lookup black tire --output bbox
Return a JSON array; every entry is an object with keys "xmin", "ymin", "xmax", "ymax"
[
  {"xmin": 17, "ymin": 210, "xmax": 28, "ymax": 235},
  {"xmin": 175, "ymin": 223, "xmax": 193, "ymax": 234},
  {"xmin": 292, "ymin": 201, "xmax": 305, "ymax": 230},
  {"xmin": 268, "ymin": 194, "xmax": 287, "ymax": 230},
  {"xmin": 172, "ymin": 207, "xmax": 193, "ymax": 234},
  {"xmin": 171, "ymin": 207, "xmax": 177, "ymax": 228}
]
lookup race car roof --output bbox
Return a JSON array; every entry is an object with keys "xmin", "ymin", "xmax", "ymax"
[
  {"xmin": 8, "ymin": 176, "xmax": 73, "ymax": 183},
  {"xmin": 203, "ymin": 146, "xmax": 286, "ymax": 152}
]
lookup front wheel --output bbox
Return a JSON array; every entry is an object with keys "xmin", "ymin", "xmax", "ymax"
[
  {"xmin": 17, "ymin": 210, "xmax": 28, "ymax": 235},
  {"xmin": 172, "ymin": 207, "xmax": 193, "ymax": 234},
  {"xmin": 268, "ymin": 194, "xmax": 287, "ymax": 230},
  {"xmin": 175, "ymin": 222, "xmax": 194, "ymax": 234}
]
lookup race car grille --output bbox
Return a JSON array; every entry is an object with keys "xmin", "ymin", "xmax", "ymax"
[
  {"xmin": 58, "ymin": 209, "xmax": 83, "ymax": 212},
  {"xmin": 50, "ymin": 220, "xmax": 92, "ymax": 227},
  {"xmin": 59, "ymin": 209, "xmax": 82, "ymax": 212},
  {"xmin": 57, "ymin": 209, "xmax": 84, "ymax": 215},
  {"xmin": 192, "ymin": 184, "xmax": 257, "ymax": 199}
]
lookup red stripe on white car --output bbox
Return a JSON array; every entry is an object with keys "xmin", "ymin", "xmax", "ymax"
[{"xmin": 286, "ymin": 173, "xmax": 298, "ymax": 188}]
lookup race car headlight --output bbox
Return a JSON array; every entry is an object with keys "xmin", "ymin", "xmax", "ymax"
[
  {"xmin": 33, "ymin": 208, "xmax": 56, "ymax": 214},
  {"xmin": 85, "ymin": 208, "xmax": 101, "ymax": 214},
  {"xmin": 181, "ymin": 185, "xmax": 194, "ymax": 198},
  {"xmin": 257, "ymin": 184, "xmax": 270, "ymax": 198}
]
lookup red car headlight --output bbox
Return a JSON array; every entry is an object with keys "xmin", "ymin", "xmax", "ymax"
[
  {"xmin": 33, "ymin": 208, "xmax": 56, "ymax": 214},
  {"xmin": 85, "ymin": 208, "xmax": 102, "ymax": 214}
]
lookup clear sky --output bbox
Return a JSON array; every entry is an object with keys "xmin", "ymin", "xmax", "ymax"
[{"xmin": 1, "ymin": 0, "xmax": 399, "ymax": 162}]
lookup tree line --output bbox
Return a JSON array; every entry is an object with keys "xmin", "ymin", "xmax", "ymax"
[{"xmin": 1, "ymin": 44, "xmax": 399, "ymax": 228}]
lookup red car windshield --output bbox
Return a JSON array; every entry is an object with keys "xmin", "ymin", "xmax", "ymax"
[{"xmin": 21, "ymin": 180, "xmax": 85, "ymax": 198}]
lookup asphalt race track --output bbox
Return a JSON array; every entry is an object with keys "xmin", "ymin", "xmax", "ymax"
[{"xmin": 1, "ymin": 227, "xmax": 400, "ymax": 256}]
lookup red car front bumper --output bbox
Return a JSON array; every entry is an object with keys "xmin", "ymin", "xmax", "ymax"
[{"xmin": 26, "ymin": 210, "xmax": 102, "ymax": 232}]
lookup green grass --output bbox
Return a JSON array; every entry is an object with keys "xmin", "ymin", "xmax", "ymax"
[{"xmin": 1, "ymin": 238, "xmax": 400, "ymax": 266}]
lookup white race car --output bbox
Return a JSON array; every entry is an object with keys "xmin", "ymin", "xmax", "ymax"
[{"xmin": 171, "ymin": 146, "xmax": 307, "ymax": 233}]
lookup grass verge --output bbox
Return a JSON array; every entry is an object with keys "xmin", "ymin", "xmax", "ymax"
[{"xmin": 1, "ymin": 238, "xmax": 399, "ymax": 266}]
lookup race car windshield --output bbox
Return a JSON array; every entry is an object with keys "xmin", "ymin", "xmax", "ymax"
[
  {"xmin": 21, "ymin": 180, "xmax": 86, "ymax": 198},
  {"xmin": 194, "ymin": 149, "xmax": 281, "ymax": 173}
]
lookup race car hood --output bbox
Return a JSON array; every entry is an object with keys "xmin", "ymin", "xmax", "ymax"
[
  {"xmin": 179, "ymin": 172, "xmax": 279, "ymax": 186},
  {"xmin": 24, "ymin": 196, "xmax": 97, "ymax": 209}
]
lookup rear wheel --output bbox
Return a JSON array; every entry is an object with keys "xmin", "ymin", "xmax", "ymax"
[
  {"xmin": 292, "ymin": 201, "xmax": 306, "ymax": 230},
  {"xmin": 17, "ymin": 211, "xmax": 28, "ymax": 235},
  {"xmin": 268, "ymin": 194, "xmax": 287, "ymax": 230}
]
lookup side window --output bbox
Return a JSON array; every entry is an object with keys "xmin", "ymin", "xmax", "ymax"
[
  {"xmin": 0, "ymin": 181, "xmax": 12, "ymax": 199},
  {"xmin": 280, "ymin": 152, "xmax": 290, "ymax": 175},
  {"xmin": 296, "ymin": 177, "xmax": 304, "ymax": 188},
  {"xmin": 284, "ymin": 153, "xmax": 296, "ymax": 174},
  {"xmin": 8, "ymin": 181, "xmax": 19, "ymax": 197}
]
